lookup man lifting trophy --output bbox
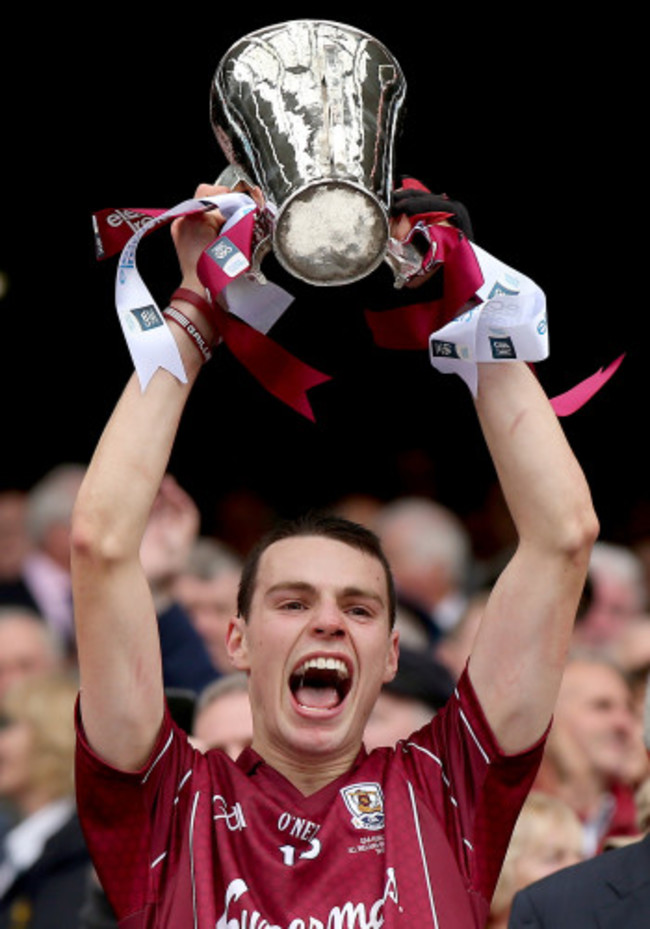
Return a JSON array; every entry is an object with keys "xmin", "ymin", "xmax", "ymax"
[{"xmin": 74, "ymin": 19, "xmax": 598, "ymax": 929}]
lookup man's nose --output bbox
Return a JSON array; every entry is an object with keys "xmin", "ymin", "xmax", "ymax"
[
  {"xmin": 311, "ymin": 601, "xmax": 346, "ymax": 637},
  {"xmin": 611, "ymin": 703, "xmax": 635, "ymax": 735}
]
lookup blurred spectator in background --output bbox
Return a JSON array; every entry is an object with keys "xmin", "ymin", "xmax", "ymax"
[
  {"xmin": 0, "ymin": 609, "xmax": 68, "ymax": 845},
  {"xmin": 507, "ymin": 673, "xmax": 650, "ymax": 928},
  {"xmin": 363, "ymin": 647, "xmax": 455, "ymax": 750},
  {"xmin": 0, "ymin": 673, "xmax": 89, "ymax": 929},
  {"xmin": 372, "ymin": 496, "xmax": 474, "ymax": 642},
  {"xmin": 0, "ymin": 466, "xmax": 86, "ymax": 654},
  {"xmin": 211, "ymin": 488, "xmax": 276, "ymax": 559},
  {"xmin": 327, "ymin": 493, "xmax": 383, "ymax": 531},
  {"xmin": 138, "ymin": 475, "xmax": 220, "ymax": 694},
  {"xmin": 488, "ymin": 791, "xmax": 584, "ymax": 928},
  {"xmin": 0, "ymin": 608, "xmax": 66, "ymax": 703},
  {"xmin": 572, "ymin": 541, "xmax": 647, "ymax": 655},
  {"xmin": 0, "ymin": 492, "xmax": 31, "ymax": 602},
  {"xmin": 172, "ymin": 537, "xmax": 242, "ymax": 675},
  {"xmin": 434, "ymin": 589, "xmax": 489, "ymax": 681},
  {"xmin": 191, "ymin": 673, "xmax": 253, "ymax": 758},
  {"xmin": 534, "ymin": 655, "xmax": 649, "ymax": 856}
]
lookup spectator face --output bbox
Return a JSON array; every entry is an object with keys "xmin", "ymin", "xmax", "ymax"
[
  {"xmin": 512, "ymin": 824, "xmax": 583, "ymax": 888},
  {"xmin": 579, "ymin": 574, "xmax": 644, "ymax": 649},
  {"xmin": 174, "ymin": 570, "xmax": 240, "ymax": 672},
  {"xmin": 0, "ymin": 675, "xmax": 77, "ymax": 814},
  {"xmin": 0, "ymin": 615, "xmax": 62, "ymax": 700},
  {"xmin": 193, "ymin": 689, "xmax": 253, "ymax": 759},
  {"xmin": 363, "ymin": 692, "xmax": 433, "ymax": 750},
  {"xmin": 554, "ymin": 661, "xmax": 638, "ymax": 781}
]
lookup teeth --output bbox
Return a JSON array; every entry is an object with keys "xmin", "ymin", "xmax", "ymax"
[{"xmin": 296, "ymin": 657, "xmax": 349, "ymax": 678}]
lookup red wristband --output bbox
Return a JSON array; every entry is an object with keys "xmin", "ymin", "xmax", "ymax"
[{"xmin": 170, "ymin": 287, "xmax": 219, "ymax": 333}]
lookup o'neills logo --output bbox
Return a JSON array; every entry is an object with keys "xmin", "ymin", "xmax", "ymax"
[{"xmin": 216, "ymin": 868, "xmax": 399, "ymax": 929}]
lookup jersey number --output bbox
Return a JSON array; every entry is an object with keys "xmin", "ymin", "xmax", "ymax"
[{"xmin": 279, "ymin": 838, "xmax": 322, "ymax": 866}]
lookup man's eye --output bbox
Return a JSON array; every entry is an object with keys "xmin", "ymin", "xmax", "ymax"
[
  {"xmin": 280, "ymin": 600, "xmax": 306, "ymax": 611},
  {"xmin": 346, "ymin": 606, "xmax": 373, "ymax": 618}
]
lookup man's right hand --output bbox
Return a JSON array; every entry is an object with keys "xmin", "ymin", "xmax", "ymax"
[{"xmin": 171, "ymin": 183, "xmax": 231, "ymax": 293}]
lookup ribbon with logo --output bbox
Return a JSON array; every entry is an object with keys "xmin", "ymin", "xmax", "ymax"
[
  {"xmin": 370, "ymin": 222, "xmax": 623, "ymax": 414},
  {"xmin": 93, "ymin": 194, "xmax": 331, "ymax": 421},
  {"xmin": 94, "ymin": 196, "xmax": 621, "ymax": 421}
]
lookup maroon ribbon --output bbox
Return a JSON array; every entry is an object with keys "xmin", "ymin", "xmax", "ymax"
[
  {"xmin": 93, "ymin": 204, "xmax": 332, "ymax": 421},
  {"xmin": 207, "ymin": 302, "xmax": 331, "ymax": 421},
  {"xmin": 365, "ymin": 225, "xmax": 484, "ymax": 350},
  {"xmin": 196, "ymin": 211, "xmax": 331, "ymax": 422}
]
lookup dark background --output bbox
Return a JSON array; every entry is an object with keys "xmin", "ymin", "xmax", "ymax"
[{"xmin": 1, "ymin": 8, "xmax": 646, "ymax": 549}]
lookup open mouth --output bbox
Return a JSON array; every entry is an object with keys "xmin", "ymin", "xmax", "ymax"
[{"xmin": 289, "ymin": 657, "xmax": 352, "ymax": 711}]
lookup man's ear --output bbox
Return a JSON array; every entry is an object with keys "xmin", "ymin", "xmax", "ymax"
[
  {"xmin": 383, "ymin": 629, "xmax": 400, "ymax": 684},
  {"xmin": 226, "ymin": 615, "xmax": 250, "ymax": 671}
]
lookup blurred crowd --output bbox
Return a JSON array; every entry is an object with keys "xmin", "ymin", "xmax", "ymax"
[{"xmin": 1, "ymin": 464, "xmax": 650, "ymax": 928}]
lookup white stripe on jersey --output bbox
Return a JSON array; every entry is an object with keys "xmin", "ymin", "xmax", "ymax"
[
  {"xmin": 407, "ymin": 781, "xmax": 440, "ymax": 928},
  {"xmin": 406, "ymin": 742, "xmax": 459, "ymax": 807},
  {"xmin": 150, "ymin": 852, "xmax": 167, "ymax": 869},
  {"xmin": 141, "ymin": 730, "xmax": 175, "ymax": 785},
  {"xmin": 459, "ymin": 709, "xmax": 490, "ymax": 765},
  {"xmin": 189, "ymin": 791, "xmax": 201, "ymax": 929},
  {"xmin": 174, "ymin": 768, "xmax": 193, "ymax": 804}
]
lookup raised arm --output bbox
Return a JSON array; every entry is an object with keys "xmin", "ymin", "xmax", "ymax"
[
  {"xmin": 467, "ymin": 362, "xmax": 599, "ymax": 753},
  {"xmin": 71, "ymin": 187, "xmax": 226, "ymax": 770}
]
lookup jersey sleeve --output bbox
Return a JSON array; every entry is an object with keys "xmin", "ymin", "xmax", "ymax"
[
  {"xmin": 74, "ymin": 697, "xmax": 191, "ymax": 923},
  {"xmin": 402, "ymin": 666, "xmax": 548, "ymax": 901}
]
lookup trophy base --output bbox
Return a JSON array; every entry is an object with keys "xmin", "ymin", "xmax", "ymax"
[{"xmin": 273, "ymin": 181, "xmax": 389, "ymax": 286}]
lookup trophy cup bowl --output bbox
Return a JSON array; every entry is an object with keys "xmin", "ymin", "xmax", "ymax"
[{"xmin": 211, "ymin": 20, "xmax": 407, "ymax": 286}]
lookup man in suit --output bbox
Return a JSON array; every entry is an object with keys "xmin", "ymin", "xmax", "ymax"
[
  {"xmin": 509, "ymin": 674, "xmax": 650, "ymax": 928},
  {"xmin": 507, "ymin": 832, "xmax": 650, "ymax": 927}
]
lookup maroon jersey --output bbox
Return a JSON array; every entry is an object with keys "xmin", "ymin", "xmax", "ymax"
[{"xmin": 75, "ymin": 669, "xmax": 545, "ymax": 928}]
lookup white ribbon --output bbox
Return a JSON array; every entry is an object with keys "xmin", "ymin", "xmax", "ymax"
[
  {"xmin": 428, "ymin": 243, "xmax": 548, "ymax": 395},
  {"xmin": 114, "ymin": 193, "xmax": 294, "ymax": 389}
]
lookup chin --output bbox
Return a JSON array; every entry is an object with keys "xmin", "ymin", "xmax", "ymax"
[{"xmin": 283, "ymin": 714, "xmax": 361, "ymax": 760}]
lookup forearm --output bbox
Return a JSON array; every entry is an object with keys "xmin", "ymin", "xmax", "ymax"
[
  {"xmin": 474, "ymin": 362, "xmax": 598, "ymax": 554},
  {"xmin": 469, "ymin": 362, "xmax": 599, "ymax": 751},
  {"xmin": 72, "ymin": 290, "xmax": 208, "ymax": 560},
  {"xmin": 71, "ymin": 290, "xmax": 211, "ymax": 769}
]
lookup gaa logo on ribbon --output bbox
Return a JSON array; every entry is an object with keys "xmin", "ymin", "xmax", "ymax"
[
  {"xmin": 431, "ymin": 339, "xmax": 460, "ymax": 359},
  {"xmin": 206, "ymin": 236, "xmax": 250, "ymax": 278},
  {"xmin": 130, "ymin": 305, "xmax": 164, "ymax": 332},
  {"xmin": 489, "ymin": 336, "xmax": 517, "ymax": 360}
]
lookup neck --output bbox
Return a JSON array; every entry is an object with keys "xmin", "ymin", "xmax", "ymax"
[{"xmin": 253, "ymin": 739, "xmax": 361, "ymax": 796}]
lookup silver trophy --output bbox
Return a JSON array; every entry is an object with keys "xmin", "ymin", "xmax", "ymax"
[{"xmin": 211, "ymin": 20, "xmax": 406, "ymax": 286}]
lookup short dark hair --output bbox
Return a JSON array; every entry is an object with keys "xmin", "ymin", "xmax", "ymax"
[{"xmin": 237, "ymin": 512, "xmax": 397, "ymax": 627}]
